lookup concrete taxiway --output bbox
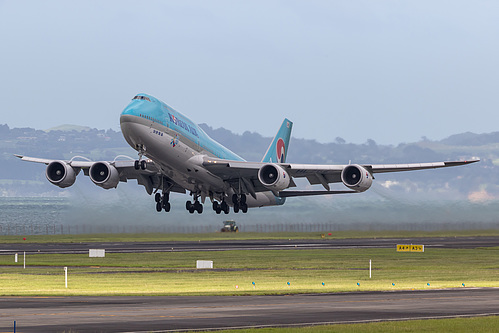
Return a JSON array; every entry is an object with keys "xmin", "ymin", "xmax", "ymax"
[{"xmin": 1, "ymin": 288, "xmax": 498, "ymax": 332}]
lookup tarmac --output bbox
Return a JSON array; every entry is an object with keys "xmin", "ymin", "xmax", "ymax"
[
  {"xmin": 1, "ymin": 289, "xmax": 498, "ymax": 332},
  {"xmin": 0, "ymin": 236, "xmax": 498, "ymax": 332}
]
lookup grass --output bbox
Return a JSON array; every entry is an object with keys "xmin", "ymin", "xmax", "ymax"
[
  {"xmin": 2, "ymin": 233, "xmax": 497, "ymax": 332},
  {"xmin": 2, "ymin": 229, "xmax": 499, "ymax": 243},
  {"xmin": 0, "ymin": 247, "xmax": 498, "ymax": 296},
  {"xmin": 191, "ymin": 316, "xmax": 499, "ymax": 332}
]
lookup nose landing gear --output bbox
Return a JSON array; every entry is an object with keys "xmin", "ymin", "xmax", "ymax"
[{"xmin": 134, "ymin": 144, "xmax": 147, "ymax": 170}]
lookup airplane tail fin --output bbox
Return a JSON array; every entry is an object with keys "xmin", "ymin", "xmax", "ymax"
[{"xmin": 261, "ymin": 118, "xmax": 293, "ymax": 163}]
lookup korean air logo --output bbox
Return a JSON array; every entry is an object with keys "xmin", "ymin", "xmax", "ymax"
[
  {"xmin": 276, "ymin": 138, "xmax": 286, "ymax": 163},
  {"xmin": 170, "ymin": 134, "xmax": 179, "ymax": 148}
]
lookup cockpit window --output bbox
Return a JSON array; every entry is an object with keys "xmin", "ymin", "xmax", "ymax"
[{"xmin": 133, "ymin": 95, "xmax": 151, "ymax": 102}]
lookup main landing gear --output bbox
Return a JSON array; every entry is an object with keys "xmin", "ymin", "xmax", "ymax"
[
  {"xmin": 232, "ymin": 194, "xmax": 248, "ymax": 214},
  {"xmin": 212, "ymin": 200, "xmax": 230, "ymax": 215},
  {"xmin": 155, "ymin": 192, "xmax": 171, "ymax": 212},
  {"xmin": 186, "ymin": 199, "xmax": 203, "ymax": 214}
]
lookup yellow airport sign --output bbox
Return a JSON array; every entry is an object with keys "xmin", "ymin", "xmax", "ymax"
[{"xmin": 397, "ymin": 244, "xmax": 424, "ymax": 252}]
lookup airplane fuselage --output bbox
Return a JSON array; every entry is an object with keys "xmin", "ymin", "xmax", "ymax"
[{"xmin": 120, "ymin": 94, "xmax": 280, "ymax": 208}]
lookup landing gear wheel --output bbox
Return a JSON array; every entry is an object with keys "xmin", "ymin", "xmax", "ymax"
[
  {"xmin": 213, "ymin": 201, "xmax": 222, "ymax": 214},
  {"xmin": 241, "ymin": 204, "xmax": 248, "ymax": 214},
  {"xmin": 221, "ymin": 201, "xmax": 229, "ymax": 214},
  {"xmin": 156, "ymin": 201, "xmax": 162, "ymax": 212},
  {"xmin": 193, "ymin": 201, "xmax": 203, "ymax": 214},
  {"xmin": 140, "ymin": 160, "xmax": 147, "ymax": 170},
  {"xmin": 233, "ymin": 202, "xmax": 240, "ymax": 213},
  {"xmin": 223, "ymin": 202, "xmax": 230, "ymax": 214},
  {"xmin": 155, "ymin": 193, "xmax": 161, "ymax": 203},
  {"xmin": 240, "ymin": 194, "xmax": 247, "ymax": 205},
  {"xmin": 232, "ymin": 194, "xmax": 238, "ymax": 205},
  {"xmin": 186, "ymin": 201, "xmax": 192, "ymax": 211},
  {"xmin": 134, "ymin": 160, "xmax": 140, "ymax": 170},
  {"xmin": 163, "ymin": 201, "xmax": 171, "ymax": 212}
]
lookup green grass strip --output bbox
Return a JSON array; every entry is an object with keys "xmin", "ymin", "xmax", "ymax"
[
  {"xmin": 191, "ymin": 316, "xmax": 499, "ymax": 333},
  {"xmin": 0, "ymin": 248, "xmax": 497, "ymax": 296},
  {"xmin": 2, "ymin": 229, "xmax": 499, "ymax": 243}
]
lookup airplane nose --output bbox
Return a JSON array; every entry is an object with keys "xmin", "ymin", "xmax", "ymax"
[{"xmin": 121, "ymin": 104, "xmax": 137, "ymax": 117}]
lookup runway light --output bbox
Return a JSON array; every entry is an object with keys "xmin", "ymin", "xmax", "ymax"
[
  {"xmin": 23, "ymin": 238, "xmax": 26, "ymax": 241},
  {"xmin": 357, "ymin": 282, "xmax": 360, "ymax": 286},
  {"xmin": 287, "ymin": 282, "xmax": 290, "ymax": 286},
  {"xmin": 235, "ymin": 285, "xmax": 239, "ymax": 289},
  {"xmin": 427, "ymin": 283, "xmax": 430, "ymax": 286},
  {"xmin": 322, "ymin": 282, "xmax": 325, "ymax": 286},
  {"xmin": 328, "ymin": 233, "xmax": 332, "ymax": 236},
  {"xmin": 392, "ymin": 283, "xmax": 395, "ymax": 286},
  {"xmin": 462, "ymin": 283, "xmax": 465, "ymax": 287}
]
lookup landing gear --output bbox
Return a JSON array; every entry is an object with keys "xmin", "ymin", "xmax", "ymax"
[
  {"xmin": 212, "ymin": 200, "xmax": 230, "ymax": 214},
  {"xmin": 155, "ymin": 191, "xmax": 170, "ymax": 212},
  {"xmin": 186, "ymin": 199, "xmax": 203, "ymax": 214},
  {"xmin": 232, "ymin": 194, "xmax": 248, "ymax": 214},
  {"xmin": 134, "ymin": 159, "xmax": 147, "ymax": 170},
  {"xmin": 134, "ymin": 144, "xmax": 147, "ymax": 170}
]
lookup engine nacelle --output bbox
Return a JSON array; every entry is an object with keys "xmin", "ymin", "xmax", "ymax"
[
  {"xmin": 258, "ymin": 163, "xmax": 290, "ymax": 192},
  {"xmin": 341, "ymin": 164, "xmax": 372, "ymax": 192},
  {"xmin": 89, "ymin": 162, "xmax": 120, "ymax": 189},
  {"xmin": 46, "ymin": 161, "xmax": 77, "ymax": 188}
]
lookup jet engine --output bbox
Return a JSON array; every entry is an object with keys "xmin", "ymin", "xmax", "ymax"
[
  {"xmin": 341, "ymin": 164, "xmax": 372, "ymax": 192},
  {"xmin": 45, "ymin": 161, "xmax": 77, "ymax": 188},
  {"xmin": 258, "ymin": 163, "xmax": 290, "ymax": 191},
  {"xmin": 89, "ymin": 162, "xmax": 120, "ymax": 189}
]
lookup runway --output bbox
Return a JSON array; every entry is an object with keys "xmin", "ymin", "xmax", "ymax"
[
  {"xmin": 0, "ymin": 236, "xmax": 497, "ymax": 255},
  {"xmin": 1, "ymin": 237, "xmax": 497, "ymax": 332},
  {"xmin": 1, "ymin": 288, "xmax": 498, "ymax": 332}
]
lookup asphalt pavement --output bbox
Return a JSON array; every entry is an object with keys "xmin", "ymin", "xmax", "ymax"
[{"xmin": 1, "ymin": 288, "xmax": 498, "ymax": 332}]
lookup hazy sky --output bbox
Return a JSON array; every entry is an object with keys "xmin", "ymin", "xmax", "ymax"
[{"xmin": 1, "ymin": 1, "xmax": 497, "ymax": 144}]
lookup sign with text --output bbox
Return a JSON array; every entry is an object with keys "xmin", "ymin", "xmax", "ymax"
[{"xmin": 397, "ymin": 244, "xmax": 424, "ymax": 252}]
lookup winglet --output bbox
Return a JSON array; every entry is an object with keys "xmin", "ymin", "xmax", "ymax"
[{"xmin": 261, "ymin": 119, "xmax": 293, "ymax": 163}]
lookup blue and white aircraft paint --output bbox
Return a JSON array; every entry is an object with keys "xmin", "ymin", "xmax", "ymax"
[{"xmin": 17, "ymin": 94, "xmax": 479, "ymax": 214}]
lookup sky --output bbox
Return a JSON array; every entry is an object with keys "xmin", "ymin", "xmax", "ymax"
[{"xmin": 0, "ymin": 0, "xmax": 498, "ymax": 144}]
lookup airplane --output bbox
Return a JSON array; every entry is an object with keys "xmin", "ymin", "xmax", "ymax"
[{"xmin": 16, "ymin": 93, "xmax": 479, "ymax": 215}]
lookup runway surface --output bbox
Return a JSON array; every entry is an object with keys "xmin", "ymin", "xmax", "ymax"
[
  {"xmin": 1, "ymin": 237, "xmax": 497, "ymax": 332},
  {"xmin": 0, "ymin": 236, "xmax": 497, "ymax": 255},
  {"xmin": 1, "ymin": 288, "xmax": 498, "ymax": 332}
]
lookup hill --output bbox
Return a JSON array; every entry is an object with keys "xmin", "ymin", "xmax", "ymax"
[{"xmin": 0, "ymin": 123, "xmax": 496, "ymax": 200}]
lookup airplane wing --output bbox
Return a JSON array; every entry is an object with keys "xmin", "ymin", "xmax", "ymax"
[
  {"xmin": 202, "ymin": 158, "xmax": 480, "ymax": 196},
  {"xmin": 14, "ymin": 155, "xmax": 186, "ymax": 195}
]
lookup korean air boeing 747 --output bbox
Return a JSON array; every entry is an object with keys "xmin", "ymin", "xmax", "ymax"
[{"xmin": 16, "ymin": 94, "xmax": 479, "ymax": 214}]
